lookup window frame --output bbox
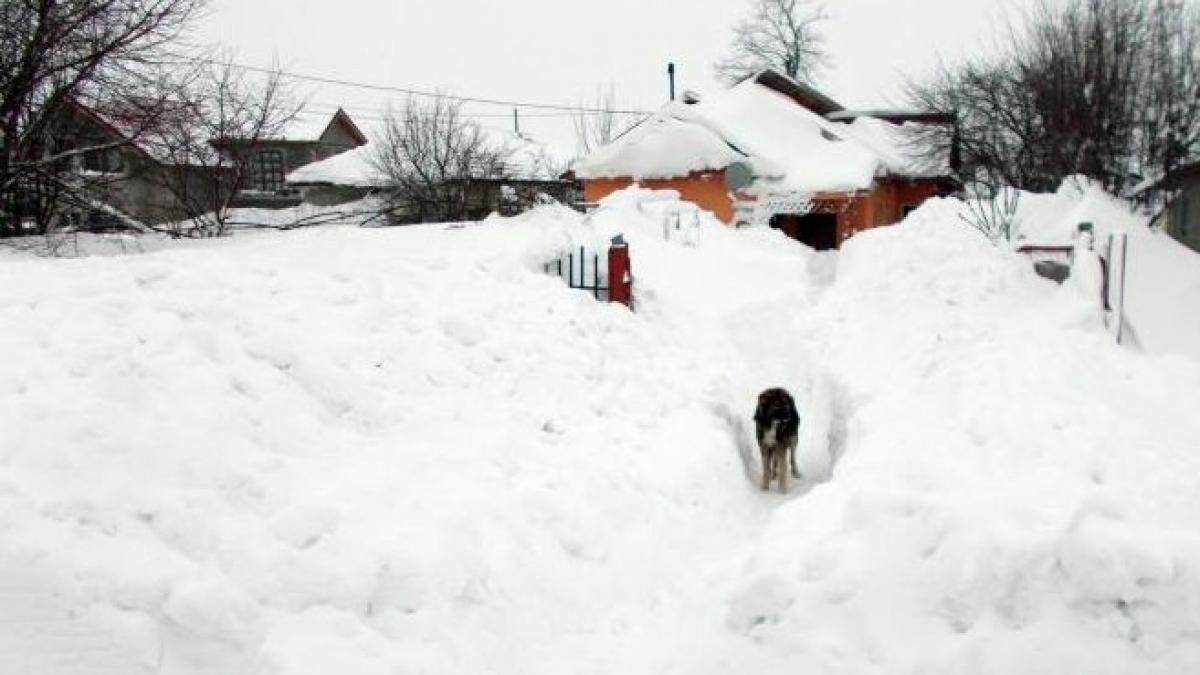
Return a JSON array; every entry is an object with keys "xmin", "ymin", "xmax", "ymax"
[{"xmin": 251, "ymin": 149, "xmax": 285, "ymax": 193}]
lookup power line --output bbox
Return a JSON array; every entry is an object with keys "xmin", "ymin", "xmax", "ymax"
[
  {"xmin": 300, "ymin": 101, "xmax": 626, "ymax": 120},
  {"xmin": 225, "ymin": 61, "xmax": 654, "ymax": 116}
]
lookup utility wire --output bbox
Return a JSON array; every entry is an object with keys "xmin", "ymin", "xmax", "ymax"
[
  {"xmin": 300, "ymin": 101, "xmax": 624, "ymax": 120},
  {"xmin": 225, "ymin": 61, "xmax": 654, "ymax": 116}
]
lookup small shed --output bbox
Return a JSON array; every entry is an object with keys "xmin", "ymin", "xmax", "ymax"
[{"xmin": 1157, "ymin": 161, "xmax": 1200, "ymax": 254}]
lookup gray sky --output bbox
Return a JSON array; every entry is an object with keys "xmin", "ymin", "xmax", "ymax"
[{"xmin": 196, "ymin": 0, "xmax": 1026, "ymax": 157}]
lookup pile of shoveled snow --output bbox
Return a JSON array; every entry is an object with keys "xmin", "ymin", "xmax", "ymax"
[
  {"xmin": 971, "ymin": 178, "xmax": 1200, "ymax": 363},
  {"xmin": 2, "ymin": 187, "xmax": 1200, "ymax": 674},
  {"xmin": 0, "ymin": 202, "xmax": 775, "ymax": 675},
  {"xmin": 693, "ymin": 202, "xmax": 1200, "ymax": 673}
]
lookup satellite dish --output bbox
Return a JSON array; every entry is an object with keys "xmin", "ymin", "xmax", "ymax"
[{"xmin": 724, "ymin": 161, "xmax": 753, "ymax": 191}]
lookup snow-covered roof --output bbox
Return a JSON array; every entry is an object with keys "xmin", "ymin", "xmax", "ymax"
[
  {"xmin": 286, "ymin": 129, "xmax": 570, "ymax": 188},
  {"xmin": 573, "ymin": 70, "xmax": 952, "ymax": 193},
  {"xmin": 570, "ymin": 116, "xmax": 749, "ymax": 182},
  {"xmin": 285, "ymin": 143, "xmax": 385, "ymax": 188},
  {"xmin": 67, "ymin": 100, "xmax": 368, "ymax": 169}
]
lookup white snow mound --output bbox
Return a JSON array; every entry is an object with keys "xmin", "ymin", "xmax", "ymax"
[{"xmin": 2, "ymin": 186, "xmax": 1199, "ymax": 674}]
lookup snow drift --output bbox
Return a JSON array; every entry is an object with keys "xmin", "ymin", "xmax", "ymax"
[{"xmin": 2, "ymin": 187, "xmax": 1199, "ymax": 674}]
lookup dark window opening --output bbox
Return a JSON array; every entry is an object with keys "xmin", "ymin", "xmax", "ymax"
[
  {"xmin": 770, "ymin": 212, "xmax": 839, "ymax": 251},
  {"xmin": 83, "ymin": 148, "xmax": 123, "ymax": 174},
  {"xmin": 251, "ymin": 150, "xmax": 285, "ymax": 192},
  {"xmin": 901, "ymin": 203, "xmax": 920, "ymax": 219}
]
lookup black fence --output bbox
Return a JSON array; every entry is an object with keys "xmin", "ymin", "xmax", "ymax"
[{"xmin": 544, "ymin": 246, "xmax": 609, "ymax": 301}]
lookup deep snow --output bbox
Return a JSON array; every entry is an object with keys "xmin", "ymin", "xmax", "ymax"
[
  {"xmin": 1009, "ymin": 179, "xmax": 1200, "ymax": 364},
  {"xmin": 2, "ymin": 188, "xmax": 1200, "ymax": 674}
]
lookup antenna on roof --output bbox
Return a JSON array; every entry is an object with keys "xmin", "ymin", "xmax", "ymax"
[{"xmin": 668, "ymin": 62, "xmax": 676, "ymax": 102}]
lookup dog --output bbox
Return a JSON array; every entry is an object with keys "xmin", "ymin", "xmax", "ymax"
[{"xmin": 754, "ymin": 388, "xmax": 800, "ymax": 493}]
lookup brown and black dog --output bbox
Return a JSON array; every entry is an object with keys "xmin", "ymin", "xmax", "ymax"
[{"xmin": 754, "ymin": 388, "xmax": 800, "ymax": 493}]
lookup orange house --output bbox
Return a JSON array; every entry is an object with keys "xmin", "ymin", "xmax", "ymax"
[{"xmin": 574, "ymin": 70, "xmax": 958, "ymax": 250}]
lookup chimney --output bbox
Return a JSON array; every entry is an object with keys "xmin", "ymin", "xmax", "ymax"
[{"xmin": 668, "ymin": 62, "xmax": 676, "ymax": 102}]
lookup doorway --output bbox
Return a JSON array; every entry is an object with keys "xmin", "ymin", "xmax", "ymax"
[{"xmin": 770, "ymin": 212, "xmax": 839, "ymax": 251}]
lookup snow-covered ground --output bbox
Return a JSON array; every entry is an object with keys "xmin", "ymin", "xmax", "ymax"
[
  {"xmin": 1009, "ymin": 179, "xmax": 1200, "ymax": 364},
  {"xmin": 2, "ymin": 188, "xmax": 1200, "ymax": 674}
]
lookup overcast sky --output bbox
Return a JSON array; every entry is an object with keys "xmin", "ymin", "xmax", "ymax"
[{"xmin": 195, "ymin": 0, "xmax": 1031, "ymax": 156}]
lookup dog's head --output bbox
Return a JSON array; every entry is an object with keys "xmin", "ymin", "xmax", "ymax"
[{"xmin": 755, "ymin": 387, "xmax": 796, "ymax": 425}]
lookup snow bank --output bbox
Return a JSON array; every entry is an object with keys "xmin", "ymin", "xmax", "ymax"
[
  {"xmin": 0, "ymin": 202, "xmax": 766, "ymax": 674},
  {"xmin": 708, "ymin": 208, "xmax": 1200, "ymax": 672},
  {"xmin": 3, "ymin": 187, "xmax": 1200, "ymax": 674},
  {"xmin": 994, "ymin": 179, "xmax": 1200, "ymax": 364}
]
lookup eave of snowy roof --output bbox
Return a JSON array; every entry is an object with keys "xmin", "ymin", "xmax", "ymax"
[
  {"xmin": 571, "ymin": 114, "xmax": 748, "ymax": 181},
  {"xmin": 835, "ymin": 117, "xmax": 953, "ymax": 180}
]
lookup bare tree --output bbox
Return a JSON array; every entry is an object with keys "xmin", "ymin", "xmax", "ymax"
[
  {"xmin": 715, "ymin": 0, "xmax": 828, "ymax": 85},
  {"xmin": 146, "ymin": 55, "xmax": 300, "ymax": 237},
  {"xmin": 370, "ymin": 95, "xmax": 512, "ymax": 223},
  {"xmin": 908, "ymin": 0, "xmax": 1200, "ymax": 203},
  {"xmin": 0, "ymin": 0, "xmax": 206, "ymax": 236},
  {"xmin": 1135, "ymin": 0, "xmax": 1200, "ymax": 215},
  {"xmin": 572, "ymin": 85, "xmax": 618, "ymax": 155}
]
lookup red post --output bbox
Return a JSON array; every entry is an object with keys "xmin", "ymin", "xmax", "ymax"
[{"xmin": 607, "ymin": 235, "xmax": 632, "ymax": 307}]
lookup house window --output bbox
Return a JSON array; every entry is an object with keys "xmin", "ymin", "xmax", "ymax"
[
  {"xmin": 251, "ymin": 150, "xmax": 285, "ymax": 192},
  {"xmin": 902, "ymin": 203, "xmax": 920, "ymax": 219},
  {"xmin": 83, "ymin": 148, "xmax": 124, "ymax": 174}
]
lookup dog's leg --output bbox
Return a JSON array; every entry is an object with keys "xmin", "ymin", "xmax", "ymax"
[
  {"xmin": 789, "ymin": 442, "xmax": 800, "ymax": 479},
  {"xmin": 760, "ymin": 448, "xmax": 771, "ymax": 491},
  {"xmin": 778, "ymin": 452, "xmax": 790, "ymax": 493}
]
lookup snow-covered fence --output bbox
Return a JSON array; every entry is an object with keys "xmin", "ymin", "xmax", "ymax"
[
  {"xmin": 661, "ymin": 207, "xmax": 701, "ymax": 247},
  {"xmin": 1018, "ymin": 244, "xmax": 1074, "ymax": 284},
  {"xmin": 1102, "ymin": 231, "xmax": 1129, "ymax": 344},
  {"xmin": 542, "ymin": 236, "xmax": 633, "ymax": 307},
  {"xmin": 1017, "ymin": 222, "xmax": 1131, "ymax": 345}
]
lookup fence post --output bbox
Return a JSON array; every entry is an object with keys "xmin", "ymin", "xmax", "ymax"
[
  {"xmin": 608, "ymin": 234, "xmax": 632, "ymax": 307},
  {"xmin": 1114, "ymin": 232, "xmax": 1128, "ymax": 345}
]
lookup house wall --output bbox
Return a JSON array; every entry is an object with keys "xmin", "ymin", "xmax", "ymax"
[
  {"xmin": 44, "ymin": 108, "xmax": 220, "ymax": 227},
  {"xmin": 584, "ymin": 172, "xmax": 946, "ymax": 249},
  {"xmin": 301, "ymin": 185, "xmax": 373, "ymax": 207},
  {"xmin": 582, "ymin": 170, "xmax": 734, "ymax": 223},
  {"xmin": 98, "ymin": 163, "xmax": 225, "ymax": 225},
  {"xmin": 226, "ymin": 141, "xmax": 321, "ymax": 175},
  {"xmin": 836, "ymin": 179, "xmax": 945, "ymax": 243},
  {"xmin": 317, "ymin": 124, "xmax": 362, "ymax": 159}
]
